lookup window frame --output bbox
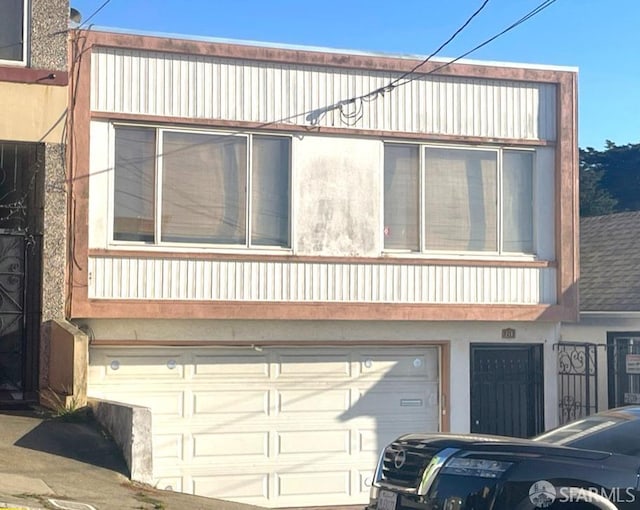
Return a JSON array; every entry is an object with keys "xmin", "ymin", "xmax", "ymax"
[
  {"xmin": 0, "ymin": 0, "xmax": 29, "ymax": 66},
  {"xmin": 110, "ymin": 123, "xmax": 293, "ymax": 251},
  {"xmin": 383, "ymin": 141, "xmax": 537, "ymax": 257}
]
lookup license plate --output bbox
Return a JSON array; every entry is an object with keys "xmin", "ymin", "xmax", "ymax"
[{"xmin": 378, "ymin": 489, "xmax": 398, "ymax": 510}]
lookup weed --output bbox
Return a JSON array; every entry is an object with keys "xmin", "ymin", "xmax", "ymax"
[{"xmin": 39, "ymin": 387, "xmax": 90, "ymax": 422}]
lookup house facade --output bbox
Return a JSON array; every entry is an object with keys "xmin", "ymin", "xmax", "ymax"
[
  {"xmin": 0, "ymin": 0, "xmax": 69, "ymax": 404},
  {"xmin": 68, "ymin": 28, "xmax": 579, "ymax": 507},
  {"xmin": 561, "ymin": 212, "xmax": 640, "ymax": 423}
]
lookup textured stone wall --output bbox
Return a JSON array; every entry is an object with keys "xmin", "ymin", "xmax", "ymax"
[
  {"xmin": 41, "ymin": 143, "xmax": 67, "ymax": 321},
  {"xmin": 30, "ymin": 0, "xmax": 69, "ymax": 71}
]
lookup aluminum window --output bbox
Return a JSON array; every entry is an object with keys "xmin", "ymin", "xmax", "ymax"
[
  {"xmin": 384, "ymin": 143, "xmax": 534, "ymax": 255},
  {"xmin": 0, "ymin": 0, "xmax": 28, "ymax": 64},
  {"xmin": 113, "ymin": 126, "xmax": 291, "ymax": 248}
]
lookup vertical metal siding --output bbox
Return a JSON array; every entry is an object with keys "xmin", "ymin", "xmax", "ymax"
[
  {"xmin": 88, "ymin": 256, "xmax": 556, "ymax": 305},
  {"xmin": 91, "ymin": 49, "xmax": 557, "ymax": 141}
]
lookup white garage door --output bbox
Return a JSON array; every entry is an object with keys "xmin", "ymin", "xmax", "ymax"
[{"xmin": 88, "ymin": 346, "xmax": 441, "ymax": 508}]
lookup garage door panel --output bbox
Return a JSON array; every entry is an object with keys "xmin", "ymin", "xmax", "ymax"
[
  {"xmin": 353, "ymin": 386, "xmax": 439, "ymax": 418},
  {"xmin": 359, "ymin": 351, "xmax": 438, "ymax": 380},
  {"xmin": 277, "ymin": 430, "xmax": 350, "ymax": 455},
  {"xmin": 193, "ymin": 354, "xmax": 270, "ymax": 379},
  {"xmin": 153, "ymin": 433, "xmax": 183, "ymax": 460},
  {"xmin": 192, "ymin": 473, "xmax": 269, "ymax": 500},
  {"xmin": 275, "ymin": 354, "xmax": 351, "ymax": 378},
  {"xmin": 193, "ymin": 389, "xmax": 269, "ymax": 416},
  {"xmin": 102, "ymin": 391, "xmax": 184, "ymax": 417},
  {"xmin": 277, "ymin": 388, "xmax": 350, "ymax": 414},
  {"xmin": 276, "ymin": 470, "xmax": 350, "ymax": 497},
  {"xmin": 193, "ymin": 431, "xmax": 268, "ymax": 458},
  {"xmin": 104, "ymin": 354, "xmax": 185, "ymax": 379}
]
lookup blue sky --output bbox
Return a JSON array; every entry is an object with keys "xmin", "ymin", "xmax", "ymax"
[{"xmin": 70, "ymin": 0, "xmax": 639, "ymax": 150}]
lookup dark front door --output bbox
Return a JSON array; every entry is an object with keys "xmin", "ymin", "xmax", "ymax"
[
  {"xmin": 607, "ymin": 333, "xmax": 640, "ymax": 408},
  {"xmin": 470, "ymin": 344, "xmax": 544, "ymax": 438}
]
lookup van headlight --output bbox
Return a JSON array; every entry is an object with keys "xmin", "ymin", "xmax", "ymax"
[{"xmin": 440, "ymin": 458, "xmax": 513, "ymax": 479}]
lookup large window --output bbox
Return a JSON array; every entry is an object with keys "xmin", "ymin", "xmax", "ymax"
[
  {"xmin": 114, "ymin": 126, "xmax": 291, "ymax": 248},
  {"xmin": 384, "ymin": 144, "xmax": 534, "ymax": 254},
  {"xmin": 0, "ymin": 0, "xmax": 27, "ymax": 64}
]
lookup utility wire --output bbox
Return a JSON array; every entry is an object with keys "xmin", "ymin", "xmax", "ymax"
[
  {"xmin": 386, "ymin": 0, "xmax": 490, "ymax": 91},
  {"xmin": 424, "ymin": 0, "xmax": 557, "ymax": 77},
  {"xmin": 80, "ymin": 0, "xmax": 112, "ymax": 28},
  {"xmin": 333, "ymin": 0, "xmax": 558, "ymax": 126}
]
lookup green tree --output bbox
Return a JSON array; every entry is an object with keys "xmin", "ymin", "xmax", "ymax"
[
  {"xmin": 579, "ymin": 148, "xmax": 617, "ymax": 217},
  {"xmin": 580, "ymin": 141, "xmax": 640, "ymax": 216}
]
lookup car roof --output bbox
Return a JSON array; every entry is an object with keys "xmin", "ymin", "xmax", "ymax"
[{"xmin": 597, "ymin": 406, "xmax": 640, "ymax": 419}]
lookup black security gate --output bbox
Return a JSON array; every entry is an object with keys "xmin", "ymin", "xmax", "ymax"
[
  {"xmin": 0, "ymin": 142, "xmax": 44, "ymax": 401},
  {"xmin": 555, "ymin": 342, "xmax": 599, "ymax": 425},
  {"xmin": 607, "ymin": 333, "xmax": 640, "ymax": 408},
  {"xmin": 470, "ymin": 344, "xmax": 544, "ymax": 438},
  {"xmin": 0, "ymin": 233, "xmax": 31, "ymax": 392}
]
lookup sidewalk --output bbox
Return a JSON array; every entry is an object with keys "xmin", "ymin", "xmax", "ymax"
[{"xmin": 0, "ymin": 408, "xmax": 264, "ymax": 510}]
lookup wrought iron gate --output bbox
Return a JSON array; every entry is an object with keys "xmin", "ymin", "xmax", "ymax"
[
  {"xmin": 0, "ymin": 142, "xmax": 43, "ymax": 399},
  {"xmin": 555, "ymin": 342, "xmax": 599, "ymax": 425},
  {"xmin": 0, "ymin": 233, "xmax": 30, "ymax": 393}
]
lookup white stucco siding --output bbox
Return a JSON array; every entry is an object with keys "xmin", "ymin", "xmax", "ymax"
[
  {"xmin": 293, "ymin": 136, "xmax": 381, "ymax": 257},
  {"xmin": 91, "ymin": 48, "xmax": 557, "ymax": 141}
]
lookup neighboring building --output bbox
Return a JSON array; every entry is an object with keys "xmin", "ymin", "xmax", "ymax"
[
  {"xmin": 0, "ymin": 0, "xmax": 69, "ymax": 404},
  {"xmin": 67, "ymin": 28, "xmax": 579, "ymax": 507},
  {"xmin": 562, "ymin": 212, "xmax": 640, "ymax": 423}
]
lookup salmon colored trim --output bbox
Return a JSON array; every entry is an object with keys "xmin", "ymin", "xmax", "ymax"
[
  {"xmin": 92, "ymin": 111, "xmax": 555, "ymax": 148},
  {"xmin": 554, "ymin": 73, "xmax": 579, "ymax": 321},
  {"xmin": 0, "ymin": 66, "xmax": 68, "ymax": 85},
  {"xmin": 88, "ymin": 248, "xmax": 556, "ymax": 268},
  {"xmin": 73, "ymin": 300, "xmax": 570, "ymax": 322},
  {"xmin": 81, "ymin": 29, "xmax": 571, "ymax": 84}
]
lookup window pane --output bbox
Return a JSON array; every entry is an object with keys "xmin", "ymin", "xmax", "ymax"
[
  {"xmin": 503, "ymin": 151, "xmax": 534, "ymax": 253},
  {"xmin": 425, "ymin": 148, "xmax": 497, "ymax": 251},
  {"xmin": 384, "ymin": 144, "xmax": 419, "ymax": 250},
  {"xmin": 114, "ymin": 127, "xmax": 156, "ymax": 242},
  {"xmin": 161, "ymin": 132, "xmax": 247, "ymax": 244},
  {"xmin": 0, "ymin": 0, "xmax": 24, "ymax": 61},
  {"xmin": 251, "ymin": 136, "xmax": 290, "ymax": 247}
]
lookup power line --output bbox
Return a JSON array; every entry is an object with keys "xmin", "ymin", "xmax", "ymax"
[
  {"xmin": 387, "ymin": 0, "xmax": 491, "ymax": 91},
  {"xmin": 80, "ymin": 0, "xmax": 112, "ymax": 28},
  {"xmin": 333, "ymin": 0, "xmax": 559, "ymax": 126},
  {"xmin": 425, "ymin": 0, "xmax": 558, "ymax": 77}
]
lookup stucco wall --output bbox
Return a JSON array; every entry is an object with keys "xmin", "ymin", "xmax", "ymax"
[
  {"xmin": 0, "ymin": 82, "xmax": 67, "ymax": 143},
  {"xmin": 42, "ymin": 143, "xmax": 67, "ymax": 321},
  {"xmin": 30, "ymin": 0, "xmax": 68, "ymax": 71}
]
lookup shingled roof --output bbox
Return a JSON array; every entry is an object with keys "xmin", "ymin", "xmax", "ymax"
[{"xmin": 580, "ymin": 211, "xmax": 640, "ymax": 311}]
